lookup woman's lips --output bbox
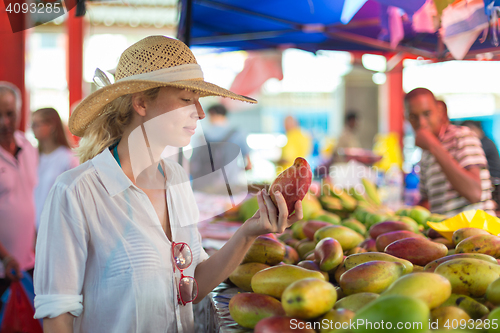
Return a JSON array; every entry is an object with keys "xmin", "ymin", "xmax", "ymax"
[{"xmin": 184, "ymin": 126, "xmax": 196, "ymax": 134}]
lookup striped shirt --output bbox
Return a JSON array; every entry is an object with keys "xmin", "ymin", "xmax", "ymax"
[{"xmin": 419, "ymin": 124, "xmax": 496, "ymax": 216}]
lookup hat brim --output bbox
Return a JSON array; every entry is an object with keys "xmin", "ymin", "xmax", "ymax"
[{"xmin": 69, "ymin": 79, "xmax": 257, "ymax": 137}]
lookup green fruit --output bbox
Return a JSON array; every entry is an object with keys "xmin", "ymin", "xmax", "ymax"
[
  {"xmin": 395, "ymin": 207, "xmax": 411, "ymax": 216},
  {"xmin": 424, "ymin": 253, "xmax": 498, "ymax": 273},
  {"xmin": 486, "ymin": 277, "xmax": 500, "ymax": 305},
  {"xmin": 228, "ymin": 293, "xmax": 285, "ymax": 328},
  {"xmin": 251, "ymin": 264, "xmax": 326, "ymax": 299},
  {"xmin": 282, "ymin": 278, "xmax": 337, "ymax": 320},
  {"xmin": 365, "ymin": 213, "xmax": 389, "ymax": 229},
  {"xmin": 381, "ymin": 272, "xmax": 451, "ymax": 309},
  {"xmin": 342, "ymin": 218, "xmax": 367, "ymax": 236},
  {"xmin": 455, "ymin": 234, "xmax": 500, "ymax": 257},
  {"xmin": 396, "ymin": 216, "xmax": 420, "ymax": 233},
  {"xmin": 339, "ymin": 261, "xmax": 406, "ymax": 295},
  {"xmin": 361, "ymin": 178, "xmax": 381, "ymax": 206},
  {"xmin": 315, "ymin": 212, "xmax": 341, "ymax": 224},
  {"xmin": 435, "ymin": 258, "xmax": 500, "ymax": 297},
  {"xmin": 302, "ymin": 195, "xmax": 325, "ymax": 219},
  {"xmin": 439, "ymin": 294, "xmax": 490, "ymax": 319},
  {"xmin": 291, "ymin": 220, "xmax": 308, "ymax": 240},
  {"xmin": 242, "ymin": 235, "xmax": 285, "ymax": 265},
  {"xmin": 430, "ymin": 307, "xmax": 470, "ymax": 330},
  {"xmin": 314, "ymin": 225, "xmax": 364, "ymax": 251},
  {"xmin": 353, "ymin": 295, "xmax": 429, "ymax": 332},
  {"xmin": 452, "ymin": 228, "xmax": 492, "ymax": 246},
  {"xmin": 334, "ymin": 292, "xmax": 379, "ymax": 312},
  {"xmin": 409, "ymin": 206, "xmax": 431, "ymax": 226},
  {"xmin": 488, "ymin": 307, "xmax": 500, "ymax": 333},
  {"xmin": 229, "ymin": 262, "xmax": 270, "ymax": 291},
  {"xmin": 344, "ymin": 252, "xmax": 413, "ymax": 274},
  {"xmin": 315, "ymin": 237, "xmax": 344, "ymax": 272},
  {"xmin": 238, "ymin": 196, "xmax": 259, "ymax": 221}
]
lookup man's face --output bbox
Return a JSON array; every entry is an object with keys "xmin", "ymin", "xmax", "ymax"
[
  {"xmin": 0, "ymin": 92, "xmax": 18, "ymax": 141},
  {"xmin": 406, "ymin": 94, "xmax": 443, "ymax": 136}
]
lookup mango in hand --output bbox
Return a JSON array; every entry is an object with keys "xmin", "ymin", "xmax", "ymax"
[{"xmin": 269, "ymin": 157, "xmax": 312, "ymax": 216}]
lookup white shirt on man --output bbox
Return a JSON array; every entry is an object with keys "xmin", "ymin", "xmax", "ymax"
[
  {"xmin": 34, "ymin": 148, "xmax": 209, "ymax": 333},
  {"xmin": 34, "ymin": 146, "xmax": 79, "ymax": 230},
  {"xmin": 0, "ymin": 130, "xmax": 38, "ymax": 277}
]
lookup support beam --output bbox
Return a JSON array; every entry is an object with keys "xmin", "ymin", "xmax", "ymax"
[
  {"xmin": 386, "ymin": 60, "xmax": 404, "ymax": 146},
  {"xmin": 0, "ymin": 5, "xmax": 28, "ymax": 131},
  {"xmin": 66, "ymin": 8, "xmax": 84, "ymax": 115}
]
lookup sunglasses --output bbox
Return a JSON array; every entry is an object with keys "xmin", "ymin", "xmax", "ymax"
[{"xmin": 172, "ymin": 242, "xmax": 198, "ymax": 306}]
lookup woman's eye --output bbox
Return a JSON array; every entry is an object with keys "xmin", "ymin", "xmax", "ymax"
[{"xmin": 182, "ymin": 99, "xmax": 191, "ymax": 102}]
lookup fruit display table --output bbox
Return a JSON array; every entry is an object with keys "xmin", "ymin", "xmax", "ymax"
[{"xmin": 193, "ymin": 283, "xmax": 248, "ymax": 333}]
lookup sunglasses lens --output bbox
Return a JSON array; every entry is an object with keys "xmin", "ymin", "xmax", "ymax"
[
  {"xmin": 179, "ymin": 276, "xmax": 198, "ymax": 303},
  {"xmin": 173, "ymin": 243, "xmax": 193, "ymax": 270}
]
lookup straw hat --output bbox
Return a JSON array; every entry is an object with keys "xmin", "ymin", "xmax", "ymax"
[{"xmin": 69, "ymin": 35, "xmax": 257, "ymax": 137}]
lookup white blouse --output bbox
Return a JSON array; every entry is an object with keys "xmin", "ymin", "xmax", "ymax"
[{"xmin": 34, "ymin": 148, "xmax": 209, "ymax": 333}]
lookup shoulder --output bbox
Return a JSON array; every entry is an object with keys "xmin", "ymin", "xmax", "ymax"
[
  {"xmin": 53, "ymin": 159, "xmax": 95, "ymax": 192},
  {"xmin": 14, "ymin": 131, "xmax": 36, "ymax": 153}
]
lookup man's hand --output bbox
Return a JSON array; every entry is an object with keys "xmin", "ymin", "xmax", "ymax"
[
  {"xmin": 415, "ymin": 128, "xmax": 438, "ymax": 151},
  {"xmin": 4, "ymin": 256, "xmax": 22, "ymax": 281}
]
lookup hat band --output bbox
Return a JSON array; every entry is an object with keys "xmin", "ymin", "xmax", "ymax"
[{"xmin": 117, "ymin": 63, "xmax": 204, "ymax": 83}]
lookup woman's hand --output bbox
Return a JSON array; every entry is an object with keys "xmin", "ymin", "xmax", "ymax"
[{"xmin": 241, "ymin": 189, "xmax": 303, "ymax": 238}]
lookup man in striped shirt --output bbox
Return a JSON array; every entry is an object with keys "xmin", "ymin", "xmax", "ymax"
[{"xmin": 405, "ymin": 88, "xmax": 495, "ymax": 216}]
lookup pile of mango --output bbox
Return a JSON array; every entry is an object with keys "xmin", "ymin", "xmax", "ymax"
[{"xmin": 226, "ymin": 180, "xmax": 500, "ymax": 332}]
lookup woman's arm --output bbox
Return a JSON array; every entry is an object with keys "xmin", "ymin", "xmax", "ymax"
[
  {"xmin": 194, "ymin": 189, "xmax": 303, "ymax": 302},
  {"xmin": 43, "ymin": 313, "xmax": 74, "ymax": 333}
]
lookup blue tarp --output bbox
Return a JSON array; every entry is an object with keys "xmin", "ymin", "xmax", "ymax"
[{"xmin": 178, "ymin": 0, "xmax": 500, "ymax": 59}]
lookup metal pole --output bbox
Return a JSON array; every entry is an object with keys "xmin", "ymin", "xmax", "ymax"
[{"xmin": 177, "ymin": 0, "xmax": 193, "ymax": 165}]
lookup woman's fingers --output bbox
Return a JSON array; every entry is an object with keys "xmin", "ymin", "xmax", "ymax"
[
  {"xmin": 287, "ymin": 200, "xmax": 303, "ymax": 226},
  {"xmin": 262, "ymin": 189, "xmax": 278, "ymax": 223},
  {"xmin": 256, "ymin": 190, "xmax": 269, "ymax": 222},
  {"xmin": 273, "ymin": 191, "xmax": 290, "ymax": 233}
]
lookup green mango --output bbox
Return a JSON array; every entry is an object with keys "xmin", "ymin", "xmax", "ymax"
[
  {"xmin": 430, "ymin": 306, "xmax": 470, "ymax": 330},
  {"xmin": 339, "ymin": 261, "xmax": 406, "ymax": 295},
  {"xmin": 439, "ymin": 294, "xmax": 490, "ymax": 319},
  {"xmin": 381, "ymin": 272, "xmax": 451, "ymax": 309},
  {"xmin": 409, "ymin": 206, "xmax": 431, "ymax": 226},
  {"xmin": 314, "ymin": 225, "xmax": 364, "ymax": 251},
  {"xmin": 361, "ymin": 178, "xmax": 381, "ymax": 206},
  {"xmin": 486, "ymin": 277, "xmax": 500, "ymax": 305},
  {"xmin": 229, "ymin": 262, "xmax": 270, "ymax": 291},
  {"xmin": 251, "ymin": 264, "xmax": 326, "ymax": 299},
  {"xmin": 282, "ymin": 278, "xmax": 337, "ymax": 320},
  {"xmin": 488, "ymin": 307, "xmax": 500, "ymax": 333},
  {"xmin": 334, "ymin": 292, "xmax": 379, "ymax": 312},
  {"xmin": 353, "ymin": 295, "xmax": 429, "ymax": 332},
  {"xmin": 238, "ymin": 196, "xmax": 259, "ymax": 221},
  {"xmin": 228, "ymin": 293, "xmax": 285, "ymax": 329},
  {"xmin": 342, "ymin": 218, "xmax": 367, "ymax": 236},
  {"xmin": 315, "ymin": 212, "xmax": 341, "ymax": 225},
  {"xmin": 395, "ymin": 216, "xmax": 421, "ymax": 233},
  {"xmin": 435, "ymin": 258, "xmax": 500, "ymax": 297}
]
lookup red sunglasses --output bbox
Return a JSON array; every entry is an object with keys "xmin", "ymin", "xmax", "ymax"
[{"xmin": 171, "ymin": 242, "xmax": 198, "ymax": 306}]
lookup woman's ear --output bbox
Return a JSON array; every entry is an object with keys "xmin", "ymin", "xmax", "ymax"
[{"xmin": 131, "ymin": 93, "xmax": 147, "ymax": 117}]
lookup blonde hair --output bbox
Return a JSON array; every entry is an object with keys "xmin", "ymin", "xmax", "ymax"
[{"xmin": 76, "ymin": 87, "xmax": 161, "ymax": 164}]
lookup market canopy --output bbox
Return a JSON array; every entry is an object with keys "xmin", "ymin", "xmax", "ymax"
[{"xmin": 178, "ymin": 0, "xmax": 500, "ymax": 60}]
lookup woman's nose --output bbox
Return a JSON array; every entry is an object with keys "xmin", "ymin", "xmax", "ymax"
[{"xmin": 195, "ymin": 101, "xmax": 205, "ymax": 120}]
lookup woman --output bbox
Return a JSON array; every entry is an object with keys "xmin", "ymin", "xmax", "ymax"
[
  {"xmin": 34, "ymin": 36, "xmax": 303, "ymax": 332},
  {"xmin": 32, "ymin": 107, "xmax": 79, "ymax": 230}
]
